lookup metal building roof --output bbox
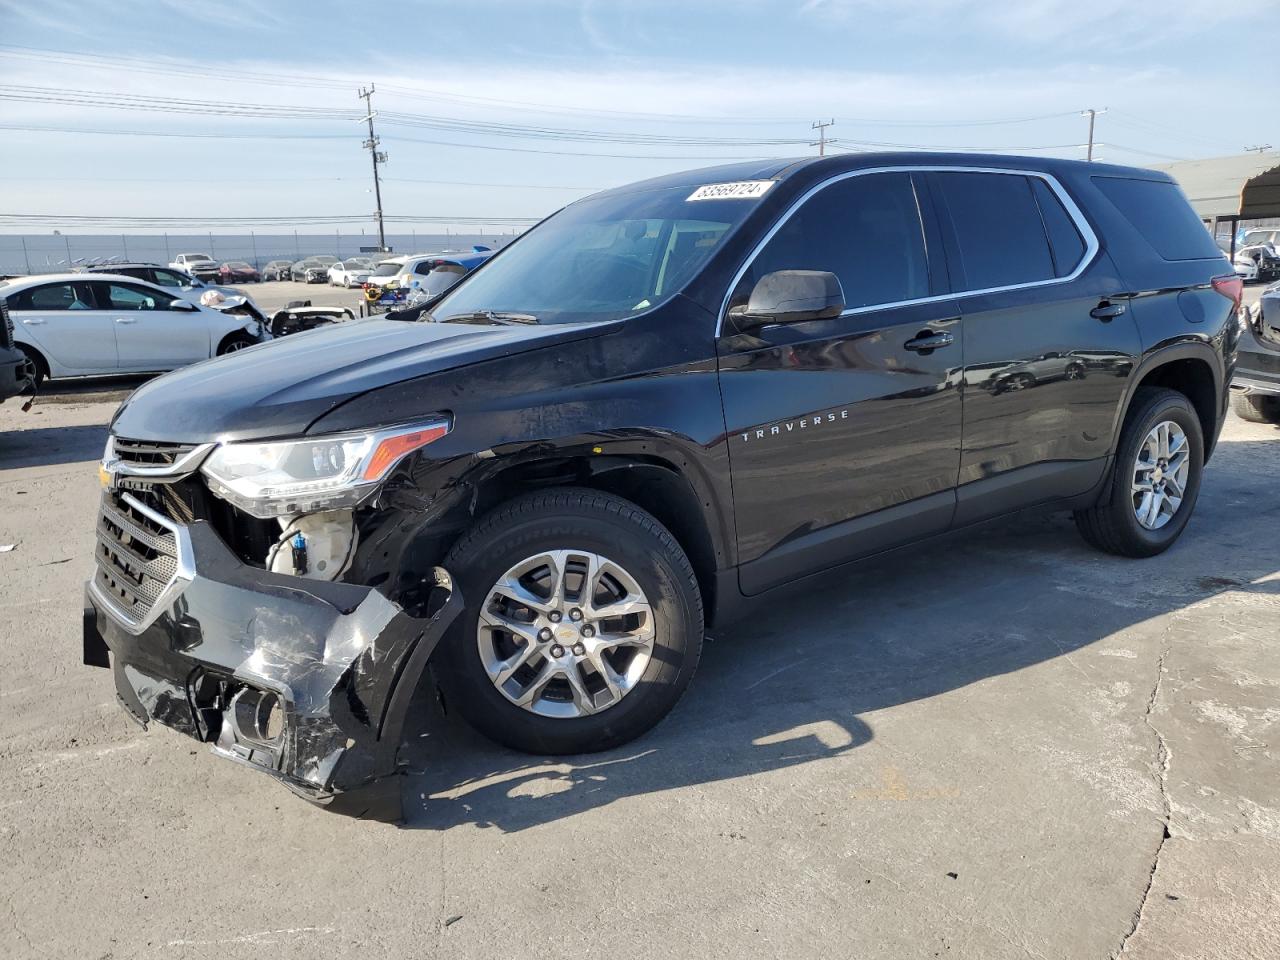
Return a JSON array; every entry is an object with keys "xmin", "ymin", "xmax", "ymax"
[{"xmin": 1156, "ymin": 152, "xmax": 1280, "ymax": 220}]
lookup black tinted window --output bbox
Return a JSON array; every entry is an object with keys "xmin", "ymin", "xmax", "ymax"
[
  {"xmin": 1031, "ymin": 178, "xmax": 1086, "ymax": 277},
  {"xmin": 741, "ymin": 172, "xmax": 929, "ymax": 310},
  {"xmin": 12, "ymin": 282, "xmax": 92, "ymax": 311},
  {"xmin": 936, "ymin": 172, "xmax": 1054, "ymax": 289},
  {"xmin": 1092, "ymin": 177, "xmax": 1221, "ymax": 261}
]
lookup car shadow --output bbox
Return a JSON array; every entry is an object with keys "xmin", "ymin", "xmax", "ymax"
[
  {"xmin": 399, "ymin": 457, "xmax": 1280, "ymax": 833},
  {"xmin": 0, "ymin": 423, "xmax": 109, "ymax": 469}
]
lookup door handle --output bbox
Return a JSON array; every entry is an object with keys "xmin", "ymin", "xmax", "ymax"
[
  {"xmin": 904, "ymin": 330, "xmax": 955, "ymax": 353},
  {"xmin": 114, "ymin": 317, "xmax": 138, "ymax": 325},
  {"xmin": 1090, "ymin": 301, "xmax": 1127, "ymax": 321},
  {"xmin": 21, "ymin": 317, "xmax": 45, "ymax": 325}
]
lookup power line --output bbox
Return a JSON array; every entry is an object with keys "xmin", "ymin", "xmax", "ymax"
[
  {"xmin": 0, "ymin": 45, "xmax": 1088, "ymax": 129},
  {"xmin": 0, "ymin": 175, "xmax": 601, "ymax": 190}
]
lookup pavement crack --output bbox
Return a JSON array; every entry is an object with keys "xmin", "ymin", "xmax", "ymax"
[{"xmin": 1112, "ymin": 628, "xmax": 1175, "ymax": 958}]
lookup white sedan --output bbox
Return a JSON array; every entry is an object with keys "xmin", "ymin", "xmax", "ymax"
[
  {"xmin": 0, "ymin": 273, "xmax": 267, "ymax": 385},
  {"xmin": 327, "ymin": 258, "xmax": 374, "ymax": 287}
]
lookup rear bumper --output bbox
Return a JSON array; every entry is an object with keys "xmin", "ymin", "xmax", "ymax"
[
  {"xmin": 84, "ymin": 519, "xmax": 461, "ymax": 820},
  {"xmin": 1233, "ymin": 323, "xmax": 1280, "ymax": 397}
]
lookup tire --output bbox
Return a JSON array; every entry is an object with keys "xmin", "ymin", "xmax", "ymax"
[
  {"xmin": 16, "ymin": 344, "xmax": 47, "ymax": 388},
  {"xmin": 1231, "ymin": 390, "xmax": 1280, "ymax": 424},
  {"xmin": 1074, "ymin": 387, "xmax": 1204, "ymax": 558},
  {"xmin": 435, "ymin": 488, "xmax": 704, "ymax": 755},
  {"xmin": 216, "ymin": 333, "xmax": 257, "ymax": 356}
]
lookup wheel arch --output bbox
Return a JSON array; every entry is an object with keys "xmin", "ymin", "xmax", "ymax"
[
  {"xmin": 1115, "ymin": 344, "xmax": 1223, "ymax": 463},
  {"xmin": 13, "ymin": 339, "xmax": 52, "ymax": 379},
  {"xmin": 462, "ymin": 451, "xmax": 726, "ymax": 625}
]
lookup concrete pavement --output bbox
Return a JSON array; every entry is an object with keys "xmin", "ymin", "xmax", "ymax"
[{"xmin": 1, "ymin": 397, "xmax": 1277, "ymax": 959}]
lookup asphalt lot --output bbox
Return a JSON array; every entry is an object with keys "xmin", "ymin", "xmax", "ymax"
[{"xmin": 2, "ymin": 317, "xmax": 1279, "ymax": 958}]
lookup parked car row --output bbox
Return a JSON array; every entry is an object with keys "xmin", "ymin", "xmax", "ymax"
[{"xmin": 1221, "ymin": 230, "xmax": 1280, "ymax": 285}]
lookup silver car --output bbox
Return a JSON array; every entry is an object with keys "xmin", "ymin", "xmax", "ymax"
[{"xmin": 1, "ymin": 273, "xmax": 266, "ymax": 385}]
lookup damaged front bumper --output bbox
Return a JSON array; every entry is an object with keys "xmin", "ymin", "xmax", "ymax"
[{"xmin": 83, "ymin": 501, "xmax": 460, "ymax": 821}]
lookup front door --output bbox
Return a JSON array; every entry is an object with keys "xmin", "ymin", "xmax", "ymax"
[
  {"xmin": 717, "ymin": 171, "xmax": 963, "ymax": 595},
  {"xmin": 88, "ymin": 280, "xmax": 210, "ymax": 371}
]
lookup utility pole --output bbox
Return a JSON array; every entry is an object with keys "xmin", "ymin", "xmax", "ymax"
[
  {"xmin": 1082, "ymin": 108, "xmax": 1106, "ymax": 161},
  {"xmin": 811, "ymin": 119, "xmax": 835, "ymax": 157},
  {"xmin": 359, "ymin": 84, "xmax": 388, "ymax": 251},
  {"xmin": 1245, "ymin": 144, "xmax": 1273, "ymax": 154}
]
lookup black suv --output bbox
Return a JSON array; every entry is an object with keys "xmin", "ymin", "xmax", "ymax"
[
  {"xmin": 1232, "ymin": 280, "xmax": 1280, "ymax": 423},
  {"xmin": 83, "ymin": 154, "xmax": 1239, "ymax": 817}
]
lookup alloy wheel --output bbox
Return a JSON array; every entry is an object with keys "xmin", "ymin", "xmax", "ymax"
[
  {"xmin": 1132, "ymin": 420, "xmax": 1190, "ymax": 530},
  {"xmin": 476, "ymin": 549, "xmax": 655, "ymax": 719}
]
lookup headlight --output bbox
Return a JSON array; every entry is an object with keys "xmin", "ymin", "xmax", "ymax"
[{"xmin": 200, "ymin": 419, "xmax": 450, "ymax": 518}]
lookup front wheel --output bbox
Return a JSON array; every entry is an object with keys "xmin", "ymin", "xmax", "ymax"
[
  {"xmin": 216, "ymin": 333, "xmax": 257, "ymax": 355},
  {"xmin": 436, "ymin": 488, "xmax": 704, "ymax": 755},
  {"xmin": 1231, "ymin": 390, "xmax": 1280, "ymax": 424},
  {"xmin": 1074, "ymin": 387, "xmax": 1204, "ymax": 557}
]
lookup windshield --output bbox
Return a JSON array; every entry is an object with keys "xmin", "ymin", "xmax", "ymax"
[
  {"xmin": 343, "ymin": 259, "xmax": 368, "ymax": 269},
  {"xmin": 372, "ymin": 261, "xmax": 402, "ymax": 277},
  {"xmin": 431, "ymin": 184, "xmax": 755, "ymax": 324}
]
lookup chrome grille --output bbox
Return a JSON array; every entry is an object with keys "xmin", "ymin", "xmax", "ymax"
[
  {"xmin": 111, "ymin": 436, "xmax": 202, "ymax": 467},
  {"xmin": 0, "ymin": 297, "xmax": 12, "ymax": 350},
  {"xmin": 93, "ymin": 491, "xmax": 183, "ymax": 628}
]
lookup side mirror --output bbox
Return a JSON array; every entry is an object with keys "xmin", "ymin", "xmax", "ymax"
[
  {"xmin": 731, "ymin": 270, "xmax": 845, "ymax": 330},
  {"xmin": 171, "ymin": 298, "xmax": 198, "ymax": 312}
]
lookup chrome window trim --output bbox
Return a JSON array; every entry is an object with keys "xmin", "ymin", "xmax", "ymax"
[
  {"xmin": 716, "ymin": 165, "xmax": 1100, "ymax": 337},
  {"xmin": 89, "ymin": 491, "xmax": 195, "ymax": 636}
]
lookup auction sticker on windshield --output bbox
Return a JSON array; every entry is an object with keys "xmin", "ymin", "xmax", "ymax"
[{"xmin": 687, "ymin": 180, "xmax": 775, "ymax": 201}]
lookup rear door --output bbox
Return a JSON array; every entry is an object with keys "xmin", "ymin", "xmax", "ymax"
[
  {"xmin": 928, "ymin": 169, "xmax": 1140, "ymax": 525},
  {"xmin": 88, "ymin": 280, "xmax": 210, "ymax": 371},
  {"xmin": 718, "ymin": 170, "xmax": 963, "ymax": 594},
  {"xmin": 8, "ymin": 280, "xmax": 117, "ymax": 372}
]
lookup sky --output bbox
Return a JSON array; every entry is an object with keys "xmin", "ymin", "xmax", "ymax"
[{"xmin": 0, "ymin": 0, "xmax": 1276, "ymax": 234}]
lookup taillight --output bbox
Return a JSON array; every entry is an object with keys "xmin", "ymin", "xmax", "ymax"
[{"xmin": 1211, "ymin": 275, "xmax": 1243, "ymax": 311}]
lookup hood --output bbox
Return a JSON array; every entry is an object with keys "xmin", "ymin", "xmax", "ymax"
[{"xmin": 110, "ymin": 317, "xmax": 615, "ymax": 443}]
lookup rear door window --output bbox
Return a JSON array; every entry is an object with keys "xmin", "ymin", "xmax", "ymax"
[
  {"xmin": 934, "ymin": 172, "xmax": 1055, "ymax": 290},
  {"xmin": 1030, "ymin": 178, "xmax": 1087, "ymax": 277},
  {"xmin": 738, "ymin": 171, "xmax": 930, "ymax": 310},
  {"xmin": 12, "ymin": 282, "xmax": 93, "ymax": 311},
  {"xmin": 1092, "ymin": 177, "xmax": 1222, "ymax": 261}
]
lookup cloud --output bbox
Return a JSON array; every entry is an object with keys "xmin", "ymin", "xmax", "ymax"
[{"xmin": 794, "ymin": 0, "xmax": 1275, "ymax": 45}]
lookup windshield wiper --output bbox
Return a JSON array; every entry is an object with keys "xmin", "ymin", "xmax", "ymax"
[{"xmin": 437, "ymin": 310, "xmax": 539, "ymax": 326}]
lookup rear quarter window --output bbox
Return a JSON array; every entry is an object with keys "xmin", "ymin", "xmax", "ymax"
[{"xmin": 1091, "ymin": 177, "xmax": 1222, "ymax": 261}]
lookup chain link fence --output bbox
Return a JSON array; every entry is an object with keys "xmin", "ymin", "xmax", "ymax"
[{"xmin": 0, "ymin": 231, "xmax": 517, "ymax": 276}]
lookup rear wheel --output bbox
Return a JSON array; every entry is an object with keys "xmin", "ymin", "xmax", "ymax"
[
  {"xmin": 1074, "ymin": 387, "xmax": 1204, "ymax": 557},
  {"xmin": 436, "ymin": 488, "xmax": 703, "ymax": 755},
  {"xmin": 1231, "ymin": 390, "xmax": 1280, "ymax": 424},
  {"xmin": 16, "ymin": 344, "xmax": 47, "ymax": 388}
]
